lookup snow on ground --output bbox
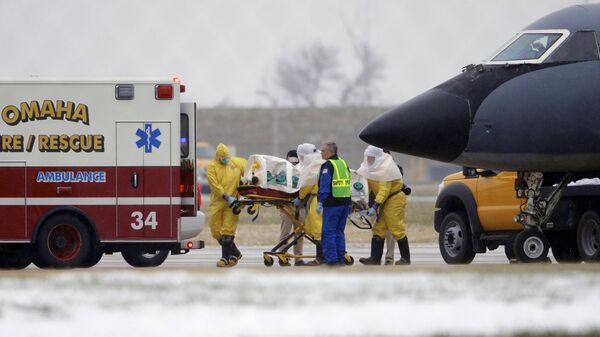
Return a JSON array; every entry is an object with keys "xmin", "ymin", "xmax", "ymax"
[{"xmin": 0, "ymin": 269, "xmax": 599, "ymax": 337}]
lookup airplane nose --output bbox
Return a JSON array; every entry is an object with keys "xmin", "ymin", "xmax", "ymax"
[{"xmin": 359, "ymin": 88, "xmax": 471, "ymax": 162}]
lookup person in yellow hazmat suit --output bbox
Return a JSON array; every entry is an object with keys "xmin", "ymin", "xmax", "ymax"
[
  {"xmin": 206, "ymin": 143, "xmax": 247, "ymax": 267},
  {"xmin": 357, "ymin": 145, "xmax": 410, "ymax": 265},
  {"xmin": 293, "ymin": 143, "xmax": 326, "ymax": 265}
]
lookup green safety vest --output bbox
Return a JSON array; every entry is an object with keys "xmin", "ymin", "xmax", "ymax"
[{"xmin": 329, "ymin": 158, "xmax": 351, "ymax": 198}]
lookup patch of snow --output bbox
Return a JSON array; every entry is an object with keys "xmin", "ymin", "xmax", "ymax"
[{"xmin": 0, "ymin": 270, "xmax": 599, "ymax": 337}]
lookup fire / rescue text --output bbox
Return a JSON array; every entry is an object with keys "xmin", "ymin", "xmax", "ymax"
[
  {"xmin": 1, "ymin": 100, "xmax": 89, "ymax": 126},
  {"xmin": 0, "ymin": 134, "xmax": 104, "ymax": 152}
]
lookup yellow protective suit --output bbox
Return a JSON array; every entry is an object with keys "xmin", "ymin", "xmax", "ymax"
[
  {"xmin": 299, "ymin": 184, "xmax": 322, "ymax": 241},
  {"xmin": 368, "ymin": 178, "xmax": 407, "ymax": 241},
  {"xmin": 206, "ymin": 144, "xmax": 247, "ymax": 241}
]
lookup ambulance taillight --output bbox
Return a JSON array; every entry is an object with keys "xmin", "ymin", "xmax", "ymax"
[{"xmin": 155, "ymin": 84, "xmax": 173, "ymax": 99}]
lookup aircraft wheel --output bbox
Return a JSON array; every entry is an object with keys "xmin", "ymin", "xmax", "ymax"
[
  {"xmin": 513, "ymin": 229, "xmax": 549, "ymax": 263},
  {"xmin": 438, "ymin": 211, "xmax": 475, "ymax": 264},
  {"xmin": 577, "ymin": 211, "xmax": 600, "ymax": 262}
]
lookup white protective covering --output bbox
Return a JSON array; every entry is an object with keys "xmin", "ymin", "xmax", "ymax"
[
  {"xmin": 356, "ymin": 146, "xmax": 403, "ymax": 182},
  {"xmin": 297, "ymin": 152, "xmax": 325, "ymax": 188},
  {"xmin": 244, "ymin": 154, "xmax": 300, "ymax": 193},
  {"xmin": 350, "ymin": 169, "xmax": 369, "ymax": 202}
]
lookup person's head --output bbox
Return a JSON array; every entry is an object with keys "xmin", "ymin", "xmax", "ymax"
[
  {"xmin": 364, "ymin": 145, "xmax": 383, "ymax": 167},
  {"xmin": 286, "ymin": 149, "xmax": 299, "ymax": 166},
  {"xmin": 297, "ymin": 143, "xmax": 318, "ymax": 164},
  {"xmin": 215, "ymin": 143, "xmax": 231, "ymax": 165},
  {"xmin": 321, "ymin": 142, "xmax": 337, "ymax": 160}
]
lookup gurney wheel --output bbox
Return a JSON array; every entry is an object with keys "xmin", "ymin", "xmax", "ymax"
[
  {"xmin": 232, "ymin": 205, "xmax": 242, "ymax": 215},
  {"xmin": 263, "ymin": 254, "xmax": 274, "ymax": 267},
  {"xmin": 247, "ymin": 207, "xmax": 256, "ymax": 215},
  {"xmin": 344, "ymin": 254, "xmax": 354, "ymax": 266},
  {"xmin": 277, "ymin": 255, "xmax": 290, "ymax": 267}
]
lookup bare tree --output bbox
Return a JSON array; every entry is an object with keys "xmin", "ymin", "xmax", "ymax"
[
  {"xmin": 339, "ymin": 23, "xmax": 385, "ymax": 106},
  {"xmin": 276, "ymin": 42, "xmax": 341, "ymax": 107}
]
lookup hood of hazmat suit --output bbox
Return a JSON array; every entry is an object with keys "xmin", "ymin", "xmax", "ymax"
[
  {"xmin": 297, "ymin": 143, "xmax": 318, "ymax": 168},
  {"xmin": 357, "ymin": 145, "xmax": 402, "ymax": 182},
  {"xmin": 206, "ymin": 143, "xmax": 248, "ymax": 205},
  {"xmin": 298, "ymin": 151, "xmax": 326, "ymax": 188}
]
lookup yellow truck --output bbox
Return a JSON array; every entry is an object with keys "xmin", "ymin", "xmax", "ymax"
[{"xmin": 435, "ymin": 169, "xmax": 600, "ymax": 263}]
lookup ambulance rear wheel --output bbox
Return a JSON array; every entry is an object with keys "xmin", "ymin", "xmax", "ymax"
[
  {"xmin": 121, "ymin": 248, "xmax": 169, "ymax": 268},
  {"xmin": 36, "ymin": 214, "xmax": 91, "ymax": 269}
]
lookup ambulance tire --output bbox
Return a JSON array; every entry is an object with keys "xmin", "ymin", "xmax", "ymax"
[
  {"xmin": 0, "ymin": 249, "xmax": 32, "ymax": 270},
  {"xmin": 36, "ymin": 214, "xmax": 92, "ymax": 269},
  {"xmin": 121, "ymin": 248, "xmax": 169, "ymax": 268}
]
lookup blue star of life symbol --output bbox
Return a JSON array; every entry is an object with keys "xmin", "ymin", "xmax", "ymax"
[{"xmin": 136, "ymin": 123, "xmax": 162, "ymax": 153}]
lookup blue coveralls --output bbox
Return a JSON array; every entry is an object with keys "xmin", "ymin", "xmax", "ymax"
[{"xmin": 318, "ymin": 159, "xmax": 351, "ymax": 265}]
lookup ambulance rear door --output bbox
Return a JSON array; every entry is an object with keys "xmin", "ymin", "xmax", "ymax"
[{"xmin": 116, "ymin": 121, "xmax": 172, "ymax": 239}]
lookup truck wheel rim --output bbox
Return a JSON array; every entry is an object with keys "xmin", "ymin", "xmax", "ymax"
[
  {"xmin": 444, "ymin": 221, "xmax": 463, "ymax": 257},
  {"xmin": 523, "ymin": 236, "xmax": 543, "ymax": 259},
  {"xmin": 48, "ymin": 224, "xmax": 82, "ymax": 261},
  {"xmin": 581, "ymin": 218, "xmax": 600, "ymax": 257}
]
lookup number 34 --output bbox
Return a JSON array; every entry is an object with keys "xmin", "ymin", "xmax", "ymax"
[{"xmin": 131, "ymin": 211, "xmax": 158, "ymax": 230}]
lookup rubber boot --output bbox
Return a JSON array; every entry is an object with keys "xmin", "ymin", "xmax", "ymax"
[
  {"xmin": 217, "ymin": 235, "xmax": 233, "ymax": 268},
  {"xmin": 395, "ymin": 237, "xmax": 411, "ymax": 265},
  {"xmin": 306, "ymin": 241, "xmax": 324, "ymax": 266},
  {"xmin": 359, "ymin": 236, "xmax": 384, "ymax": 265},
  {"xmin": 231, "ymin": 237, "xmax": 243, "ymax": 263}
]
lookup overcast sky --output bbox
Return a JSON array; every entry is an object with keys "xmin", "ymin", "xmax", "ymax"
[{"xmin": 0, "ymin": 0, "xmax": 593, "ymax": 107}]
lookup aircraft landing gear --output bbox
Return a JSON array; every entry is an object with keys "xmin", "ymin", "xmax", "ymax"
[{"xmin": 514, "ymin": 172, "xmax": 572, "ymax": 229}]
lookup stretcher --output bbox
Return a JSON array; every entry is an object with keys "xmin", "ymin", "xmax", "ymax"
[{"xmin": 233, "ymin": 184, "xmax": 355, "ymax": 267}]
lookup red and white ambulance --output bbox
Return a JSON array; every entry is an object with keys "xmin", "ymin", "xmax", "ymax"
[{"xmin": 0, "ymin": 78, "xmax": 204, "ymax": 269}]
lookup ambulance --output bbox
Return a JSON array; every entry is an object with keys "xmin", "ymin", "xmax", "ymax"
[{"xmin": 0, "ymin": 78, "xmax": 205, "ymax": 269}]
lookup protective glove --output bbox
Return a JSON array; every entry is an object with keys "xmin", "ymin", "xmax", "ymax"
[
  {"xmin": 223, "ymin": 194, "xmax": 237, "ymax": 206},
  {"xmin": 316, "ymin": 202, "xmax": 323, "ymax": 214},
  {"xmin": 367, "ymin": 205, "xmax": 378, "ymax": 217},
  {"xmin": 292, "ymin": 197, "xmax": 301, "ymax": 207}
]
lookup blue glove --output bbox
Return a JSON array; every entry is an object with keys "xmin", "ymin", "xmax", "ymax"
[
  {"xmin": 316, "ymin": 202, "xmax": 323, "ymax": 214},
  {"xmin": 292, "ymin": 197, "xmax": 301, "ymax": 207},
  {"xmin": 223, "ymin": 194, "xmax": 237, "ymax": 206},
  {"xmin": 367, "ymin": 206, "xmax": 377, "ymax": 217}
]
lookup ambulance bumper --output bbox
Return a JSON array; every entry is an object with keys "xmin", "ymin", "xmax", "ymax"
[{"xmin": 180, "ymin": 211, "xmax": 205, "ymax": 241}]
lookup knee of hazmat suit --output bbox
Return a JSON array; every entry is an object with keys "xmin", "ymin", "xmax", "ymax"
[
  {"xmin": 297, "ymin": 144, "xmax": 325, "ymax": 241},
  {"xmin": 206, "ymin": 143, "xmax": 247, "ymax": 240},
  {"xmin": 357, "ymin": 145, "xmax": 407, "ymax": 240}
]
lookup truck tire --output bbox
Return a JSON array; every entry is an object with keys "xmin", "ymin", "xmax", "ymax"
[
  {"xmin": 121, "ymin": 248, "xmax": 169, "ymax": 268},
  {"xmin": 35, "ymin": 214, "xmax": 91, "ymax": 269},
  {"xmin": 577, "ymin": 210, "xmax": 600, "ymax": 262},
  {"xmin": 439, "ymin": 211, "xmax": 476, "ymax": 264},
  {"xmin": 551, "ymin": 244, "xmax": 581, "ymax": 263},
  {"xmin": 513, "ymin": 229, "xmax": 549, "ymax": 263},
  {"xmin": 504, "ymin": 234, "xmax": 516, "ymax": 261}
]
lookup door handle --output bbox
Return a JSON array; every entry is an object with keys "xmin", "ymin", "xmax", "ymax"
[{"xmin": 131, "ymin": 172, "xmax": 139, "ymax": 188}]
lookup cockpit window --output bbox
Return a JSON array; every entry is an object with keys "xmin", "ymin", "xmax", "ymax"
[
  {"xmin": 545, "ymin": 31, "xmax": 600, "ymax": 63},
  {"xmin": 492, "ymin": 33, "xmax": 562, "ymax": 62}
]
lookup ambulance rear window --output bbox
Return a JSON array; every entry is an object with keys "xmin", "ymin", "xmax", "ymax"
[{"xmin": 181, "ymin": 114, "xmax": 189, "ymax": 158}]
